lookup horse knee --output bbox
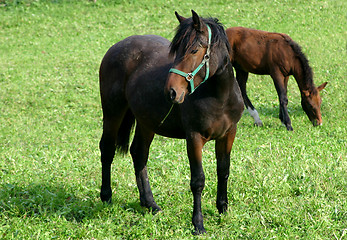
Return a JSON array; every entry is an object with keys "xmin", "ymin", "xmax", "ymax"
[
  {"xmin": 190, "ymin": 175, "xmax": 205, "ymax": 193},
  {"xmin": 130, "ymin": 144, "xmax": 147, "ymax": 174},
  {"xmin": 279, "ymin": 95, "xmax": 289, "ymax": 108}
]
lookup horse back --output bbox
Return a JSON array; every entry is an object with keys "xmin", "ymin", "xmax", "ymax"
[
  {"xmin": 226, "ymin": 27, "xmax": 297, "ymax": 75},
  {"xmin": 100, "ymin": 35, "xmax": 171, "ymax": 85},
  {"xmin": 99, "ymin": 35, "xmax": 171, "ymax": 112}
]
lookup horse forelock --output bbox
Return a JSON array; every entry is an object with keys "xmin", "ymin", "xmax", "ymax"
[
  {"xmin": 170, "ymin": 22, "xmax": 198, "ymax": 57},
  {"xmin": 170, "ymin": 17, "xmax": 230, "ymax": 57}
]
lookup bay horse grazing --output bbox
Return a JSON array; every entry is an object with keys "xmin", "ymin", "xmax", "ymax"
[
  {"xmin": 226, "ymin": 27, "xmax": 327, "ymax": 130},
  {"xmin": 99, "ymin": 10, "xmax": 243, "ymax": 235}
]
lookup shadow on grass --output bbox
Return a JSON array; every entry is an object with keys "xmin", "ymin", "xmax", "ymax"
[
  {"xmin": 0, "ymin": 182, "xmax": 106, "ymax": 222},
  {"xmin": 0, "ymin": 180, "xmax": 159, "ymax": 224},
  {"xmin": 123, "ymin": 201, "xmax": 151, "ymax": 215}
]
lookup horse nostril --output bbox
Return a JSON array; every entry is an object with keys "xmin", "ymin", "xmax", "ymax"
[{"xmin": 169, "ymin": 88, "xmax": 177, "ymax": 101}]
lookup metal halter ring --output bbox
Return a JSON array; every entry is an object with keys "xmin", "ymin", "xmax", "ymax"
[{"xmin": 186, "ymin": 73, "xmax": 194, "ymax": 81}]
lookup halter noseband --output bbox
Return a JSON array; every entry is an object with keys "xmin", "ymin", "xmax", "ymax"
[{"xmin": 169, "ymin": 24, "xmax": 212, "ymax": 94}]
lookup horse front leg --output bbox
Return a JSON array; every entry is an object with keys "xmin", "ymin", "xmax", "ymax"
[
  {"xmin": 271, "ymin": 72, "xmax": 293, "ymax": 131},
  {"xmin": 130, "ymin": 125, "xmax": 161, "ymax": 213},
  {"xmin": 186, "ymin": 133, "xmax": 207, "ymax": 235},
  {"xmin": 215, "ymin": 127, "xmax": 237, "ymax": 214},
  {"xmin": 279, "ymin": 76, "xmax": 290, "ymax": 125}
]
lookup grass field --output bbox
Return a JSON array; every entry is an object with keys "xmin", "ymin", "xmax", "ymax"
[{"xmin": 0, "ymin": 0, "xmax": 346, "ymax": 239}]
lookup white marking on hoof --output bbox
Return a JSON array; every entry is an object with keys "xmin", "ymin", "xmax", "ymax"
[{"xmin": 247, "ymin": 107, "xmax": 263, "ymax": 126}]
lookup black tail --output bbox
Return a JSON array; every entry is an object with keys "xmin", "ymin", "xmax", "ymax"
[
  {"xmin": 286, "ymin": 37, "xmax": 314, "ymax": 89},
  {"xmin": 116, "ymin": 109, "xmax": 135, "ymax": 154}
]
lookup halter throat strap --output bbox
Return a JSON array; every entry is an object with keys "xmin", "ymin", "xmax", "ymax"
[{"xmin": 169, "ymin": 24, "xmax": 212, "ymax": 94}]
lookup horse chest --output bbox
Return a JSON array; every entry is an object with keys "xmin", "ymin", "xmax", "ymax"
[{"xmin": 181, "ymin": 101, "xmax": 236, "ymax": 140}]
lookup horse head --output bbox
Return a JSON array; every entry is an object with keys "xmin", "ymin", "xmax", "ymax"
[
  {"xmin": 301, "ymin": 82, "xmax": 327, "ymax": 126},
  {"xmin": 165, "ymin": 10, "xmax": 230, "ymax": 104}
]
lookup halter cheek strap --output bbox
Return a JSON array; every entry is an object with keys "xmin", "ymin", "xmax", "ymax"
[{"xmin": 169, "ymin": 24, "xmax": 212, "ymax": 94}]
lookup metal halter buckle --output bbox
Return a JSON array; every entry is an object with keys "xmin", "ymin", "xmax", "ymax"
[{"xmin": 186, "ymin": 73, "xmax": 194, "ymax": 81}]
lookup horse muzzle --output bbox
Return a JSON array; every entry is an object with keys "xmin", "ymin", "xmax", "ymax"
[
  {"xmin": 167, "ymin": 87, "xmax": 185, "ymax": 104},
  {"xmin": 165, "ymin": 73, "xmax": 188, "ymax": 104},
  {"xmin": 312, "ymin": 118, "xmax": 322, "ymax": 126}
]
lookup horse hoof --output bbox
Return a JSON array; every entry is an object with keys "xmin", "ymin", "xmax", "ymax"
[
  {"xmin": 253, "ymin": 121, "xmax": 263, "ymax": 127},
  {"xmin": 100, "ymin": 188, "xmax": 112, "ymax": 203},
  {"xmin": 217, "ymin": 201, "xmax": 228, "ymax": 214},
  {"xmin": 151, "ymin": 206, "xmax": 162, "ymax": 214},
  {"xmin": 100, "ymin": 195, "xmax": 112, "ymax": 204},
  {"xmin": 140, "ymin": 200, "xmax": 162, "ymax": 214},
  {"xmin": 281, "ymin": 122, "xmax": 293, "ymax": 131},
  {"xmin": 286, "ymin": 125, "xmax": 293, "ymax": 131},
  {"xmin": 193, "ymin": 227, "xmax": 206, "ymax": 235},
  {"xmin": 101, "ymin": 197, "xmax": 112, "ymax": 204}
]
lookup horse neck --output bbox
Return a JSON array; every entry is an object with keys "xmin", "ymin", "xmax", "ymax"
[
  {"xmin": 212, "ymin": 62, "xmax": 236, "ymax": 100},
  {"xmin": 292, "ymin": 58, "xmax": 315, "ymax": 94}
]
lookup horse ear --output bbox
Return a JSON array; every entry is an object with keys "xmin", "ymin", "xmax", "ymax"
[
  {"xmin": 175, "ymin": 11, "xmax": 186, "ymax": 23},
  {"xmin": 191, "ymin": 10, "xmax": 202, "ymax": 32},
  {"xmin": 317, "ymin": 82, "xmax": 328, "ymax": 92}
]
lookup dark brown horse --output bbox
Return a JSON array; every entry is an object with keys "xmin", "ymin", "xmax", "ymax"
[
  {"xmin": 226, "ymin": 27, "xmax": 327, "ymax": 130},
  {"xmin": 99, "ymin": 10, "xmax": 243, "ymax": 235}
]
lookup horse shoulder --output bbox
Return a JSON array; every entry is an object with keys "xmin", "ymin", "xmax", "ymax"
[
  {"xmin": 261, "ymin": 33, "xmax": 296, "ymax": 76},
  {"xmin": 226, "ymin": 27, "xmax": 242, "ymax": 60}
]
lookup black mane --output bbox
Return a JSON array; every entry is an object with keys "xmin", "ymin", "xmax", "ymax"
[
  {"xmin": 170, "ymin": 17, "xmax": 230, "ymax": 57},
  {"xmin": 286, "ymin": 39, "xmax": 315, "ymax": 91}
]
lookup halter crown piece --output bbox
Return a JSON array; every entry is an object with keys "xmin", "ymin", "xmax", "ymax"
[{"xmin": 169, "ymin": 24, "xmax": 212, "ymax": 94}]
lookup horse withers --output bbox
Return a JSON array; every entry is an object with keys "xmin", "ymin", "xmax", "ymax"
[
  {"xmin": 99, "ymin": 10, "xmax": 243, "ymax": 235},
  {"xmin": 226, "ymin": 27, "xmax": 327, "ymax": 130}
]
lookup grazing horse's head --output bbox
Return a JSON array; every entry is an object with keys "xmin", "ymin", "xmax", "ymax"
[
  {"xmin": 301, "ymin": 82, "xmax": 327, "ymax": 126},
  {"xmin": 165, "ymin": 10, "xmax": 230, "ymax": 104}
]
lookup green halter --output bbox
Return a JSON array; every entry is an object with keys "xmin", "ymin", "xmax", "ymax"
[{"xmin": 169, "ymin": 24, "xmax": 212, "ymax": 94}]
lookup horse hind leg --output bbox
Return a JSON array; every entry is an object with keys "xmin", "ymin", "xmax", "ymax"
[
  {"xmin": 99, "ymin": 117, "xmax": 118, "ymax": 203},
  {"xmin": 130, "ymin": 124, "xmax": 161, "ymax": 213},
  {"xmin": 99, "ymin": 108, "xmax": 132, "ymax": 203},
  {"xmin": 235, "ymin": 68, "xmax": 263, "ymax": 127}
]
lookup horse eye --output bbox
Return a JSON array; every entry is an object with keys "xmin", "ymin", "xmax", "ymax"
[{"xmin": 191, "ymin": 49, "xmax": 198, "ymax": 54}]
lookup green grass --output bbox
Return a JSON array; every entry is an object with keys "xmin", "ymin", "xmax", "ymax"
[{"xmin": 0, "ymin": 0, "xmax": 346, "ymax": 239}]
